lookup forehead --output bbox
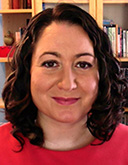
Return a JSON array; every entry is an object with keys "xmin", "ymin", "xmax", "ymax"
[
  {"xmin": 41, "ymin": 21, "xmax": 90, "ymax": 39},
  {"xmin": 36, "ymin": 21, "xmax": 92, "ymax": 43},
  {"xmin": 33, "ymin": 21, "xmax": 94, "ymax": 59}
]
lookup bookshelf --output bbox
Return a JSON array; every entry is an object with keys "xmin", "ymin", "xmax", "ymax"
[
  {"xmin": 97, "ymin": 0, "xmax": 128, "ymax": 60},
  {"xmin": 96, "ymin": 0, "xmax": 128, "ymax": 112},
  {"xmin": 0, "ymin": 0, "xmax": 35, "ymax": 63},
  {"xmin": 97, "ymin": 0, "xmax": 128, "ymax": 58},
  {"xmin": 0, "ymin": 9, "xmax": 33, "ymax": 14},
  {"xmin": 0, "ymin": 1, "xmax": 35, "ymax": 15},
  {"xmin": 0, "ymin": 0, "xmax": 36, "ymax": 110}
]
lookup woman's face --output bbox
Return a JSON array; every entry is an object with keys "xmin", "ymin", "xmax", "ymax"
[{"xmin": 30, "ymin": 22, "xmax": 99, "ymax": 124}]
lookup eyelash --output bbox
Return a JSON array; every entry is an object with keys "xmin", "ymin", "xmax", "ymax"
[
  {"xmin": 75, "ymin": 61, "xmax": 92, "ymax": 69},
  {"xmin": 41, "ymin": 60, "xmax": 92, "ymax": 69},
  {"xmin": 42, "ymin": 60, "xmax": 59, "ymax": 68}
]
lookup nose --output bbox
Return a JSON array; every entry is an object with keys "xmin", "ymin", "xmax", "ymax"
[{"xmin": 57, "ymin": 68, "xmax": 77, "ymax": 91}]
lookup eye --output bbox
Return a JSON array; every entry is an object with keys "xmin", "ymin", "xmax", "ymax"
[
  {"xmin": 42, "ymin": 60, "xmax": 59, "ymax": 68},
  {"xmin": 75, "ymin": 61, "xmax": 92, "ymax": 69}
]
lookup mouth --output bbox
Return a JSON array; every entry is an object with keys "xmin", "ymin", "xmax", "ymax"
[{"xmin": 52, "ymin": 97, "xmax": 80, "ymax": 105}]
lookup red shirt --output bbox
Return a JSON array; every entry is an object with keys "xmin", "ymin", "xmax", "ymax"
[{"xmin": 0, "ymin": 122, "xmax": 128, "ymax": 165}]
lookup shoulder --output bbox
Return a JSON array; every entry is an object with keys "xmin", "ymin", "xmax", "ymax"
[
  {"xmin": 115, "ymin": 123, "xmax": 128, "ymax": 135},
  {"xmin": 0, "ymin": 122, "xmax": 12, "ymax": 131},
  {"xmin": 0, "ymin": 122, "xmax": 13, "ymax": 152},
  {"xmin": 0, "ymin": 122, "xmax": 13, "ymax": 141},
  {"xmin": 111, "ymin": 123, "xmax": 128, "ymax": 146},
  {"xmin": 0, "ymin": 122, "xmax": 12, "ymax": 132},
  {"xmin": 0, "ymin": 122, "xmax": 23, "ymax": 156}
]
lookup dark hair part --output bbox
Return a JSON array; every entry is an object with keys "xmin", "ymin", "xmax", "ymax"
[{"xmin": 2, "ymin": 3, "xmax": 128, "ymax": 150}]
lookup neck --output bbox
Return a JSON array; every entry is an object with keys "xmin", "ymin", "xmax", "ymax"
[{"xmin": 37, "ymin": 114, "xmax": 95, "ymax": 151}]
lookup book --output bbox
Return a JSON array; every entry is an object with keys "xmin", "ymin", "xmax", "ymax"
[
  {"xmin": 122, "ymin": 30, "xmax": 127, "ymax": 58},
  {"xmin": 42, "ymin": 3, "xmax": 45, "ymax": 10},
  {"xmin": 103, "ymin": 19, "xmax": 114, "ymax": 25},
  {"xmin": 111, "ymin": 26, "xmax": 116, "ymax": 56},
  {"xmin": 126, "ymin": 31, "xmax": 128, "ymax": 57},
  {"xmin": 27, "ymin": 0, "xmax": 31, "ymax": 9},
  {"xmin": 103, "ymin": 24, "xmax": 124, "ymax": 58},
  {"xmin": 15, "ymin": 31, "xmax": 21, "ymax": 44},
  {"xmin": 117, "ymin": 27, "xmax": 122, "ymax": 57},
  {"xmin": 19, "ymin": 0, "xmax": 24, "ymax": 9},
  {"xmin": 23, "ymin": 0, "xmax": 27, "ymax": 9},
  {"xmin": 104, "ymin": 24, "xmax": 118, "ymax": 57},
  {"xmin": 12, "ymin": 0, "xmax": 20, "ymax": 9},
  {"xmin": 9, "ymin": 0, "xmax": 13, "ymax": 9}
]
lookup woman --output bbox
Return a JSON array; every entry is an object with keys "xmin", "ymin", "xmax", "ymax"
[{"xmin": 0, "ymin": 3, "xmax": 128, "ymax": 165}]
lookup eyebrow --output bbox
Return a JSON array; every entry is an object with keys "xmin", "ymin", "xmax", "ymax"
[
  {"xmin": 39, "ymin": 51, "xmax": 61, "ymax": 58},
  {"xmin": 76, "ymin": 53, "xmax": 94, "ymax": 58},
  {"xmin": 39, "ymin": 51, "xmax": 94, "ymax": 59}
]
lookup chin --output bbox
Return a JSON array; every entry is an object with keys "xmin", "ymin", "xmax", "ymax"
[{"xmin": 56, "ymin": 113, "xmax": 83, "ymax": 124}]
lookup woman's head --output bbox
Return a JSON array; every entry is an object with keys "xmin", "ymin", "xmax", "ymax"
[
  {"xmin": 2, "ymin": 3, "xmax": 127, "ymax": 147},
  {"xmin": 30, "ymin": 21, "xmax": 99, "ymax": 125}
]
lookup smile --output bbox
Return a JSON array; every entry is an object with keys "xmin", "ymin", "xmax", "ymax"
[{"xmin": 52, "ymin": 97, "xmax": 80, "ymax": 105}]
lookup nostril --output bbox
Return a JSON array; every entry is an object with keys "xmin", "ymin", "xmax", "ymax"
[
  {"xmin": 57, "ymin": 69, "xmax": 77, "ymax": 91},
  {"xmin": 57, "ymin": 76, "xmax": 77, "ymax": 91}
]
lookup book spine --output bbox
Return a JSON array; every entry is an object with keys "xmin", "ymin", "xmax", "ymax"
[
  {"xmin": 19, "ymin": 0, "xmax": 23, "ymax": 9},
  {"xmin": 23, "ymin": 0, "xmax": 27, "ymax": 9},
  {"xmin": 111, "ymin": 26, "xmax": 116, "ymax": 57},
  {"xmin": 122, "ymin": 30, "xmax": 127, "ymax": 58},
  {"xmin": 15, "ymin": 31, "xmax": 21, "ymax": 44},
  {"xmin": 12, "ymin": 0, "xmax": 20, "ymax": 9},
  {"xmin": 115, "ymin": 24, "xmax": 118, "ymax": 57},
  {"xmin": 126, "ymin": 30, "xmax": 128, "ymax": 57},
  {"xmin": 117, "ymin": 27, "xmax": 120, "ymax": 57},
  {"xmin": 9, "ymin": 0, "xmax": 13, "ymax": 9},
  {"xmin": 118, "ymin": 27, "xmax": 123, "ymax": 57},
  {"xmin": 108, "ymin": 26, "xmax": 114, "ymax": 53},
  {"xmin": 120, "ymin": 27, "xmax": 123, "ymax": 57},
  {"xmin": 27, "ymin": 0, "xmax": 31, "ymax": 9},
  {"xmin": 42, "ymin": 2, "xmax": 45, "ymax": 10}
]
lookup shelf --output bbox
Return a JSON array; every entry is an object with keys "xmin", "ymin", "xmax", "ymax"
[
  {"xmin": 104, "ymin": 0, "xmax": 128, "ymax": 3},
  {"xmin": 117, "ymin": 57, "xmax": 128, "ymax": 62},
  {"xmin": 0, "ymin": 57, "xmax": 12, "ymax": 63},
  {"xmin": 125, "ymin": 107, "xmax": 128, "ymax": 112},
  {"xmin": 0, "ymin": 98, "xmax": 4, "ymax": 109},
  {"xmin": 0, "ymin": 9, "xmax": 33, "ymax": 14},
  {"xmin": 42, "ymin": 0, "xmax": 89, "ymax": 3}
]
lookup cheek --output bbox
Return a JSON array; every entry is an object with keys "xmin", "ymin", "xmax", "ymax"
[
  {"xmin": 30, "ymin": 70, "xmax": 45, "ymax": 95},
  {"xmin": 79, "ymin": 73, "xmax": 99, "ymax": 94},
  {"xmin": 30, "ymin": 70, "xmax": 58, "ymax": 94}
]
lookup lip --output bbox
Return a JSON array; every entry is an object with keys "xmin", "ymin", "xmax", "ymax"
[{"xmin": 52, "ymin": 97, "xmax": 80, "ymax": 105}]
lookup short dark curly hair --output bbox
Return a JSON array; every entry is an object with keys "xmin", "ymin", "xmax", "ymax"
[{"xmin": 2, "ymin": 3, "xmax": 128, "ymax": 150}]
